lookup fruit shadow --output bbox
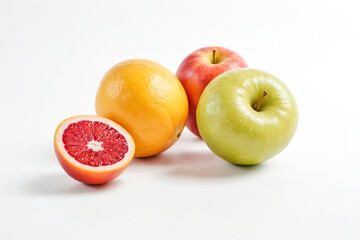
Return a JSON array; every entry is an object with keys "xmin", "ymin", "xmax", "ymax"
[
  {"xmin": 132, "ymin": 150, "xmax": 265, "ymax": 179},
  {"xmin": 24, "ymin": 173, "xmax": 121, "ymax": 196}
]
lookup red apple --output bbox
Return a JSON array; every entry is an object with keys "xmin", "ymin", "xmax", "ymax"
[{"xmin": 176, "ymin": 46, "xmax": 248, "ymax": 138}]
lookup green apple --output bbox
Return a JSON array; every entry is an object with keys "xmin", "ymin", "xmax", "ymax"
[{"xmin": 196, "ymin": 68, "xmax": 298, "ymax": 165}]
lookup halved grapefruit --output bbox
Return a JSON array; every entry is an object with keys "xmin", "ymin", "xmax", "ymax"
[{"xmin": 54, "ymin": 115, "xmax": 135, "ymax": 184}]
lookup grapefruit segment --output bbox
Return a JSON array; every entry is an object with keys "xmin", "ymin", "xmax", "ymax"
[{"xmin": 54, "ymin": 115, "xmax": 135, "ymax": 184}]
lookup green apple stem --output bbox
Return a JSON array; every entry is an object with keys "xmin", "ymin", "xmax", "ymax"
[
  {"xmin": 254, "ymin": 91, "xmax": 268, "ymax": 111},
  {"xmin": 212, "ymin": 50, "xmax": 216, "ymax": 64}
]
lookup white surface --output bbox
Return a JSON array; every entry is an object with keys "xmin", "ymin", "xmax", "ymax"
[{"xmin": 1, "ymin": 0, "xmax": 359, "ymax": 239}]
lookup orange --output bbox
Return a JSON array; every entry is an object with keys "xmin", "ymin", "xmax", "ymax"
[
  {"xmin": 54, "ymin": 115, "xmax": 135, "ymax": 184},
  {"xmin": 95, "ymin": 59, "xmax": 188, "ymax": 157}
]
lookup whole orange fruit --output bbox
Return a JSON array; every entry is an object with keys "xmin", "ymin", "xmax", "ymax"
[{"xmin": 95, "ymin": 59, "xmax": 188, "ymax": 157}]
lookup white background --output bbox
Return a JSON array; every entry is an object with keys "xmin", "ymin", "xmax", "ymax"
[{"xmin": 1, "ymin": 0, "xmax": 359, "ymax": 239}]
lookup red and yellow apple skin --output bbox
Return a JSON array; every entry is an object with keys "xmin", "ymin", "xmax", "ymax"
[{"xmin": 176, "ymin": 46, "xmax": 248, "ymax": 138}]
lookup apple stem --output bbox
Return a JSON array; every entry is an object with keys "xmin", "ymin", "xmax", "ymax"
[
  {"xmin": 212, "ymin": 50, "xmax": 216, "ymax": 64},
  {"xmin": 254, "ymin": 91, "xmax": 268, "ymax": 111}
]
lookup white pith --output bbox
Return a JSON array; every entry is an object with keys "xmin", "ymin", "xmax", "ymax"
[
  {"xmin": 55, "ymin": 115, "xmax": 135, "ymax": 171},
  {"xmin": 87, "ymin": 140, "xmax": 104, "ymax": 152}
]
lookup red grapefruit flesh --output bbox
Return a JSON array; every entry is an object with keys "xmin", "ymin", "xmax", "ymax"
[{"xmin": 54, "ymin": 115, "xmax": 135, "ymax": 184}]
